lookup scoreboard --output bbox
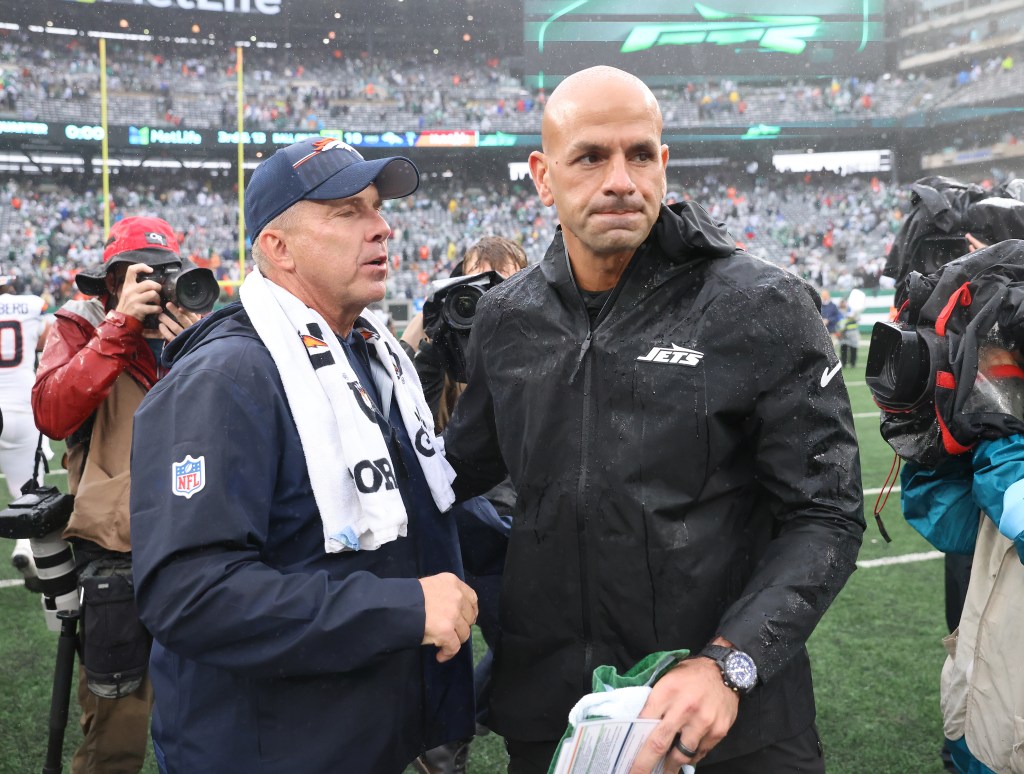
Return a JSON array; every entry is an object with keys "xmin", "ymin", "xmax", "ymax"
[{"xmin": 524, "ymin": 0, "xmax": 888, "ymax": 88}]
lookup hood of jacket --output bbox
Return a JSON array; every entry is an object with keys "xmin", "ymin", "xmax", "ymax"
[{"xmin": 162, "ymin": 301, "xmax": 257, "ymax": 368}]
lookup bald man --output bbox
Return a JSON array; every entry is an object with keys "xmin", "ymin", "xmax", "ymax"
[{"xmin": 444, "ymin": 67, "xmax": 864, "ymax": 774}]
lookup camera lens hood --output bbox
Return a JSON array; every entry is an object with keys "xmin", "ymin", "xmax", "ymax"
[{"xmin": 866, "ymin": 321, "xmax": 940, "ymax": 412}]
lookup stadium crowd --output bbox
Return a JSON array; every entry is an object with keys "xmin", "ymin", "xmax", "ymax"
[
  {"xmin": 1, "ymin": 31, "xmax": 1021, "ymax": 136},
  {"xmin": 2, "ymin": 170, "xmax": 921, "ymax": 308}
]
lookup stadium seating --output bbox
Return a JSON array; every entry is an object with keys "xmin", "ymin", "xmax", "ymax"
[
  {"xmin": 2, "ymin": 33, "xmax": 1020, "ymax": 132},
  {"xmin": 2, "ymin": 171, "xmax": 911, "ymax": 306}
]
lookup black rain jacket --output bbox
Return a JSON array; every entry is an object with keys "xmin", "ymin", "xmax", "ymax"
[{"xmin": 444, "ymin": 202, "xmax": 865, "ymax": 763}]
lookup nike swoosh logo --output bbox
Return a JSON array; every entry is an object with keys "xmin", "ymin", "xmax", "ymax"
[{"xmin": 820, "ymin": 362, "xmax": 842, "ymax": 387}]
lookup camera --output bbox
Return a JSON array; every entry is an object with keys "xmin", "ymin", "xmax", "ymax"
[
  {"xmin": 0, "ymin": 486, "xmax": 78, "ymax": 631},
  {"xmin": 911, "ymin": 235, "xmax": 971, "ymax": 273},
  {"xmin": 423, "ymin": 271, "xmax": 504, "ymax": 382},
  {"xmin": 865, "ymin": 322, "xmax": 943, "ymax": 412},
  {"xmin": 137, "ymin": 259, "xmax": 219, "ymax": 328}
]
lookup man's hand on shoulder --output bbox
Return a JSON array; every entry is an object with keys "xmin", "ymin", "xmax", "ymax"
[
  {"xmin": 628, "ymin": 648, "xmax": 740, "ymax": 773},
  {"xmin": 114, "ymin": 264, "xmax": 162, "ymax": 324},
  {"xmin": 418, "ymin": 572, "xmax": 478, "ymax": 663}
]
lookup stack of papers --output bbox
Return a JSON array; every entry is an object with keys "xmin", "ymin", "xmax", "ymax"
[{"xmin": 551, "ymin": 718, "xmax": 695, "ymax": 774}]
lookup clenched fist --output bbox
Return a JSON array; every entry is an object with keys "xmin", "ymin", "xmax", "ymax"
[{"xmin": 418, "ymin": 573, "xmax": 478, "ymax": 663}]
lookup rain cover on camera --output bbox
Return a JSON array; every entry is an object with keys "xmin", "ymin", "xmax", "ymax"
[
  {"xmin": 878, "ymin": 240, "xmax": 1024, "ymax": 465},
  {"xmin": 883, "ymin": 176, "xmax": 1024, "ymax": 305}
]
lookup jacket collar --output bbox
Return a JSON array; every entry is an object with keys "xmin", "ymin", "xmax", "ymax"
[{"xmin": 539, "ymin": 201, "xmax": 738, "ymax": 299}]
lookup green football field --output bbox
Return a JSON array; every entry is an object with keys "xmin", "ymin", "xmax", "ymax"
[{"xmin": 0, "ymin": 357, "xmax": 954, "ymax": 774}]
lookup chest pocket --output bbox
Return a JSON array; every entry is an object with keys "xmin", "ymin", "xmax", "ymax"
[{"xmin": 628, "ymin": 345, "xmax": 710, "ymax": 500}]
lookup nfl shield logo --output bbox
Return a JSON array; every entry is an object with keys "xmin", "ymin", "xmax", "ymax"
[{"xmin": 172, "ymin": 455, "xmax": 206, "ymax": 499}]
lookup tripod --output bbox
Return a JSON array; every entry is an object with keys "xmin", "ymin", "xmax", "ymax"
[
  {"xmin": 44, "ymin": 609, "xmax": 79, "ymax": 774},
  {"xmin": 0, "ymin": 434, "xmax": 79, "ymax": 773}
]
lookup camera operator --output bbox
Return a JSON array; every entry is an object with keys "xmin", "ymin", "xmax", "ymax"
[
  {"xmin": 31, "ymin": 216, "xmax": 203, "ymax": 774},
  {"xmin": 404, "ymin": 236, "xmax": 527, "ymax": 774},
  {"xmin": 402, "ymin": 236, "xmax": 529, "ymax": 423},
  {"xmin": 877, "ymin": 176, "xmax": 1024, "ymax": 774}
]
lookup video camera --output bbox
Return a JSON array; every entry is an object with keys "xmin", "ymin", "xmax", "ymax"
[
  {"xmin": 865, "ymin": 321, "xmax": 945, "ymax": 413},
  {"xmin": 137, "ymin": 258, "xmax": 219, "ymax": 329},
  {"xmin": 423, "ymin": 270, "xmax": 504, "ymax": 383},
  {"xmin": 0, "ymin": 484, "xmax": 77, "ymax": 631}
]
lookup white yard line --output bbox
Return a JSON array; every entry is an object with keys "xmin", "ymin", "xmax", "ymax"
[
  {"xmin": 846, "ymin": 380, "xmax": 866, "ymax": 387},
  {"xmin": 1, "ymin": 550, "xmax": 945, "ymax": 593},
  {"xmin": 864, "ymin": 486, "xmax": 901, "ymax": 495},
  {"xmin": 858, "ymin": 550, "xmax": 943, "ymax": 569},
  {"xmin": 0, "ymin": 519, "xmax": 946, "ymax": 594},
  {"xmin": 853, "ymin": 411, "xmax": 879, "ymax": 418},
  {"xmin": 0, "ymin": 470, "xmax": 67, "ymax": 480}
]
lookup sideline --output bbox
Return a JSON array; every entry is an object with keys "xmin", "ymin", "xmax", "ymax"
[
  {"xmin": 0, "ymin": 544, "xmax": 944, "ymax": 592},
  {"xmin": 0, "ymin": 470, "xmax": 67, "ymax": 479}
]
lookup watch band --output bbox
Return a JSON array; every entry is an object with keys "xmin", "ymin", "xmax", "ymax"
[{"xmin": 698, "ymin": 643, "xmax": 757, "ymax": 695}]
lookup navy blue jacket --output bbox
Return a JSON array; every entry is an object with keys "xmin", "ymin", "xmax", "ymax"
[{"xmin": 130, "ymin": 304, "xmax": 474, "ymax": 773}]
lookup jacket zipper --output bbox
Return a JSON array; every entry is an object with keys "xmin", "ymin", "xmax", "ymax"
[
  {"xmin": 571, "ymin": 273, "xmax": 596, "ymax": 692},
  {"xmin": 578, "ymin": 345, "xmax": 595, "ymax": 689},
  {"xmin": 565, "ymin": 242, "xmax": 639, "ymax": 691}
]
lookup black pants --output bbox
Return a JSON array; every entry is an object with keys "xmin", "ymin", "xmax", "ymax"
[
  {"xmin": 944, "ymin": 551, "xmax": 973, "ymax": 633},
  {"xmin": 840, "ymin": 343, "xmax": 858, "ymax": 368},
  {"xmin": 506, "ymin": 722, "xmax": 825, "ymax": 774}
]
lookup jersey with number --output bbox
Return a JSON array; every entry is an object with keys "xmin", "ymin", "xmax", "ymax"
[{"xmin": 0, "ymin": 294, "xmax": 48, "ymax": 409}]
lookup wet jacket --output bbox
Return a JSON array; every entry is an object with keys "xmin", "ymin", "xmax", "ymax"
[
  {"xmin": 903, "ymin": 436, "xmax": 1024, "ymax": 772},
  {"xmin": 32, "ymin": 299, "xmax": 159, "ymax": 441},
  {"xmin": 32, "ymin": 298, "xmax": 159, "ymax": 552},
  {"xmin": 130, "ymin": 304, "xmax": 474, "ymax": 774},
  {"xmin": 444, "ymin": 202, "xmax": 865, "ymax": 763}
]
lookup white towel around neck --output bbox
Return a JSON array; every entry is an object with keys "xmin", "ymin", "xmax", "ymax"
[{"xmin": 239, "ymin": 267, "xmax": 455, "ymax": 552}]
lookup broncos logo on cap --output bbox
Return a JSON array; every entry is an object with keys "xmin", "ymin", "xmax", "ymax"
[{"xmin": 292, "ymin": 138, "xmax": 360, "ymax": 169}]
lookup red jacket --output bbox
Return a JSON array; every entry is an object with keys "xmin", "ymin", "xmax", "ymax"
[{"xmin": 32, "ymin": 299, "xmax": 160, "ymax": 440}]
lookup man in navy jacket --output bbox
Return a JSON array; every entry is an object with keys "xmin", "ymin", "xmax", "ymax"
[{"xmin": 130, "ymin": 138, "xmax": 476, "ymax": 773}]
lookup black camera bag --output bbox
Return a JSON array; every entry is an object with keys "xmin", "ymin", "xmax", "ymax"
[{"xmin": 78, "ymin": 557, "xmax": 151, "ymax": 699}]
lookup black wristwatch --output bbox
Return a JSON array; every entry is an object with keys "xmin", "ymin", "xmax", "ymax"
[{"xmin": 699, "ymin": 644, "xmax": 758, "ymax": 696}]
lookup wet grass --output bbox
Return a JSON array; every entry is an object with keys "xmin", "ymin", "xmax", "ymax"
[{"xmin": 0, "ymin": 362, "xmax": 950, "ymax": 772}]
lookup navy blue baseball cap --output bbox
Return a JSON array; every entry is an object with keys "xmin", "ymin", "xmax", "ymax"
[{"xmin": 245, "ymin": 137, "xmax": 419, "ymax": 238}]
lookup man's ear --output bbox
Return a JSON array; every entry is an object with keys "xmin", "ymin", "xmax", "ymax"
[
  {"xmin": 257, "ymin": 227, "xmax": 295, "ymax": 272},
  {"xmin": 529, "ymin": 150, "xmax": 555, "ymax": 207}
]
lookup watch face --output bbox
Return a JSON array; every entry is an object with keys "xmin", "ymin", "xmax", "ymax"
[{"xmin": 724, "ymin": 651, "xmax": 758, "ymax": 691}]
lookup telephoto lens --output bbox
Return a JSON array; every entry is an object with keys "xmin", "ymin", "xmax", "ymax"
[{"xmin": 31, "ymin": 533, "xmax": 79, "ymax": 632}]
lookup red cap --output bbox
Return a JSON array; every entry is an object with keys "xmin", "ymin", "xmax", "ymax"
[
  {"xmin": 103, "ymin": 216, "xmax": 180, "ymax": 262},
  {"xmin": 75, "ymin": 216, "xmax": 183, "ymax": 298}
]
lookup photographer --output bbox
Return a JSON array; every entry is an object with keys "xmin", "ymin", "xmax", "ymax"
[
  {"xmin": 31, "ymin": 216, "xmax": 203, "ymax": 774},
  {"xmin": 403, "ymin": 236, "xmax": 529, "ymax": 425},
  {"xmin": 406, "ymin": 236, "xmax": 527, "ymax": 774}
]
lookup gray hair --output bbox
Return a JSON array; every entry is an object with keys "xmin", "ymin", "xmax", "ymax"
[{"xmin": 249, "ymin": 207, "xmax": 296, "ymax": 274}]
